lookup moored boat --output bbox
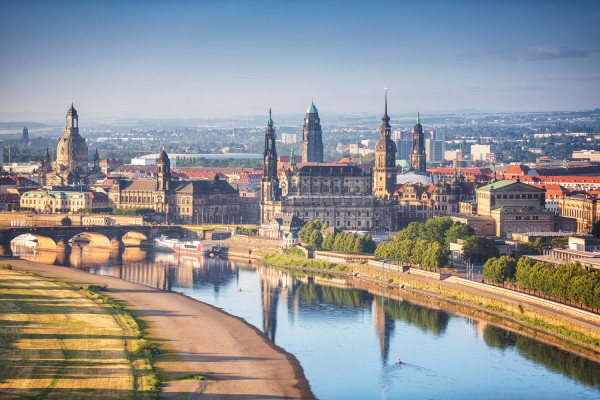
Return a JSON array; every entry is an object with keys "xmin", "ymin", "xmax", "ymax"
[{"xmin": 154, "ymin": 236, "xmax": 213, "ymax": 254}]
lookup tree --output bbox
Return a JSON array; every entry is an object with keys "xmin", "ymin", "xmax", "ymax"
[
  {"xmin": 410, "ymin": 240, "xmax": 429, "ymax": 267},
  {"xmin": 397, "ymin": 240, "xmax": 414, "ymax": 263},
  {"xmin": 308, "ymin": 230, "xmax": 323, "ymax": 250},
  {"xmin": 551, "ymin": 236, "xmax": 568, "ymax": 249},
  {"xmin": 423, "ymin": 217, "xmax": 454, "ymax": 243},
  {"xmin": 533, "ymin": 237, "xmax": 546, "ymax": 254},
  {"xmin": 444, "ymin": 223, "xmax": 476, "ymax": 245},
  {"xmin": 322, "ymin": 233, "xmax": 335, "ymax": 250},
  {"xmin": 483, "ymin": 256, "xmax": 516, "ymax": 284},
  {"xmin": 462, "ymin": 236, "xmax": 499, "ymax": 264},
  {"xmin": 298, "ymin": 221, "xmax": 316, "ymax": 243},
  {"xmin": 352, "ymin": 236, "xmax": 362, "ymax": 254},
  {"xmin": 516, "ymin": 257, "xmax": 535, "ymax": 290},
  {"xmin": 423, "ymin": 242, "xmax": 448, "ymax": 270},
  {"xmin": 516, "ymin": 242, "xmax": 539, "ymax": 258}
]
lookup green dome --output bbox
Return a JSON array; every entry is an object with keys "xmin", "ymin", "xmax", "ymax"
[{"xmin": 307, "ymin": 101, "xmax": 318, "ymax": 114}]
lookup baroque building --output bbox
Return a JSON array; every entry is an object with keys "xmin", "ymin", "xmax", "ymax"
[
  {"xmin": 409, "ymin": 112, "xmax": 426, "ymax": 172},
  {"xmin": 302, "ymin": 100, "xmax": 323, "ymax": 163},
  {"xmin": 373, "ymin": 89, "xmax": 397, "ymax": 199},
  {"xmin": 260, "ymin": 106, "xmax": 396, "ymax": 237},
  {"xmin": 109, "ymin": 149, "xmax": 239, "ymax": 224},
  {"xmin": 39, "ymin": 103, "xmax": 104, "ymax": 186}
]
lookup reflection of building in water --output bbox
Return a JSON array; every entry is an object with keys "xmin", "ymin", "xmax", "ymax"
[
  {"xmin": 69, "ymin": 245, "xmax": 112, "ymax": 268},
  {"xmin": 373, "ymin": 298, "xmax": 395, "ymax": 365},
  {"xmin": 190, "ymin": 257, "xmax": 237, "ymax": 293},
  {"xmin": 121, "ymin": 248, "xmax": 148, "ymax": 263},
  {"xmin": 119, "ymin": 262, "xmax": 171, "ymax": 291},
  {"xmin": 259, "ymin": 266, "xmax": 300, "ymax": 343}
]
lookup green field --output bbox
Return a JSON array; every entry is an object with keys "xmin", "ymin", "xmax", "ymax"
[{"xmin": 0, "ymin": 267, "xmax": 156, "ymax": 399}]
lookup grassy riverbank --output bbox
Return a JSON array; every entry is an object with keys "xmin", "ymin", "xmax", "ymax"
[
  {"xmin": 0, "ymin": 266, "xmax": 159, "ymax": 399},
  {"xmin": 257, "ymin": 252, "xmax": 600, "ymax": 358}
]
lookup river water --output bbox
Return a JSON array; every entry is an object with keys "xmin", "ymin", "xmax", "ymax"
[{"xmin": 12, "ymin": 244, "xmax": 600, "ymax": 399}]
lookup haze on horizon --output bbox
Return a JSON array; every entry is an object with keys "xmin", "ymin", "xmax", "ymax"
[{"xmin": 1, "ymin": 0, "xmax": 599, "ymax": 122}]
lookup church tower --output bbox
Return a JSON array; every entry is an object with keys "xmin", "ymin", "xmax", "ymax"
[
  {"xmin": 302, "ymin": 100, "xmax": 323, "ymax": 163},
  {"xmin": 156, "ymin": 148, "xmax": 171, "ymax": 192},
  {"xmin": 373, "ymin": 89, "xmax": 397, "ymax": 199},
  {"xmin": 261, "ymin": 109, "xmax": 281, "ymax": 224},
  {"xmin": 410, "ymin": 112, "xmax": 426, "ymax": 172},
  {"xmin": 22, "ymin": 126, "xmax": 29, "ymax": 144}
]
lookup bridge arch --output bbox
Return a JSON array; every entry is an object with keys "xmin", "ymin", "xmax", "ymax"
[
  {"xmin": 122, "ymin": 231, "xmax": 149, "ymax": 247},
  {"xmin": 11, "ymin": 233, "xmax": 58, "ymax": 251},
  {"xmin": 69, "ymin": 232, "xmax": 112, "ymax": 247}
]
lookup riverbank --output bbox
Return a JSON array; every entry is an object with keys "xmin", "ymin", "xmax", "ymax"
[
  {"xmin": 225, "ymin": 244, "xmax": 600, "ymax": 361},
  {"xmin": 3, "ymin": 258, "xmax": 315, "ymax": 400},
  {"xmin": 0, "ymin": 266, "xmax": 155, "ymax": 399}
]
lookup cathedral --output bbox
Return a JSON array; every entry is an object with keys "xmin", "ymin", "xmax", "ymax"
[
  {"xmin": 39, "ymin": 103, "xmax": 103, "ymax": 186},
  {"xmin": 260, "ymin": 96, "xmax": 397, "ymax": 235}
]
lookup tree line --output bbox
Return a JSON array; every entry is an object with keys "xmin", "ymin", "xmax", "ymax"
[
  {"xmin": 298, "ymin": 220, "xmax": 376, "ymax": 254},
  {"xmin": 483, "ymin": 256, "xmax": 600, "ymax": 309}
]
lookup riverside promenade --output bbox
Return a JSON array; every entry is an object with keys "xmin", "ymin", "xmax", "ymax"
[{"xmin": 6, "ymin": 259, "xmax": 314, "ymax": 400}]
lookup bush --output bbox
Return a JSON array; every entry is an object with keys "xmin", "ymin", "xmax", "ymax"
[
  {"xmin": 284, "ymin": 246, "xmax": 306, "ymax": 258},
  {"xmin": 2, "ymin": 263, "xmax": 12, "ymax": 270},
  {"xmin": 134, "ymin": 338, "xmax": 160, "ymax": 359}
]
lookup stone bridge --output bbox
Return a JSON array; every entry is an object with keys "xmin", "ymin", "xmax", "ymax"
[{"xmin": 0, "ymin": 225, "xmax": 196, "ymax": 256}]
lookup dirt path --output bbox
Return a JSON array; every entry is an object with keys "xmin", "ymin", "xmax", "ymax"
[{"xmin": 7, "ymin": 259, "xmax": 314, "ymax": 400}]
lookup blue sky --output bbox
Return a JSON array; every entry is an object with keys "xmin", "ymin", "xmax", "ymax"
[{"xmin": 1, "ymin": 0, "xmax": 599, "ymax": 120}]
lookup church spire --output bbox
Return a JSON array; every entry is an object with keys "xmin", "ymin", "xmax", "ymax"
[{"xmin": 417, "ymin": 110, "xmax": 420, "ymax": 124}]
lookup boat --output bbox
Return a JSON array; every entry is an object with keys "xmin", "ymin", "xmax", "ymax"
[
  {"xmin": 12, "ymin": 234, "xmax": 38, "ymax": 248},
  {"xmin": 154, "ymin": 236, "xmax": 213, "ymax": 254}
]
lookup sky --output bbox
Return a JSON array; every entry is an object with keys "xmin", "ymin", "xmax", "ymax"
[{"xmin": 1, "ymin": 0, "xmax": 599, "ymax": 121}]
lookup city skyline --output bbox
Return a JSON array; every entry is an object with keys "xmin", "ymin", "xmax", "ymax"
[{"xmin": 1, "ymin": 0, "xmax": 599, "ymax": 120}]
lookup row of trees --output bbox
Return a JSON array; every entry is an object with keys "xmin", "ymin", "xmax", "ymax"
[
  {"xmin": 516, "ymin": 258, "xmax": 600, "ymax": 309},
  {"xmin": 374, "ymin": 239, "xmax": 448, "ymax": 270},
  {"xmin": 483, "ymin": 256, "xmax": 600, "ymax": 309},
  {"xmin": 297, "ymin": 220, "xmax": 376, "ymax": 253}
]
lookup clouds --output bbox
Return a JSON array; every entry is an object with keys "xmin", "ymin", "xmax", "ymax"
[{"xmin": 464, "ymin": 46, "xmax": 593, "ymax": 62}]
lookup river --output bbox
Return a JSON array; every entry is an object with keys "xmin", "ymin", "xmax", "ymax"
[{"xmin": 11, "ymin": 244, "xmax": 600, "ymax": 399}]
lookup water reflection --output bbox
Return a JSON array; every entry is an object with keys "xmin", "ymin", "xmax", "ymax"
[
  {"xmin": 11, "ymin": 243, "xmax": 600, "ymax": 398},
  {"xmin": 484, "ymin": 325, "xmax": 600, "ymax": 389}
]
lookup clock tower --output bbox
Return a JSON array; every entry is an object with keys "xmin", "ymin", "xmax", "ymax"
[{"xmin": 373, "ymin": 89, "xmax": 397, "ymax": 199}]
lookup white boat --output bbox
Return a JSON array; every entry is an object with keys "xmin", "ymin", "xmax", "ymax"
[
  {"xmin": 12, "ymin": 234, "xmax": 38, "ymax": 248},
  {"xmin": 154, "ymin": 236, "xmax": 212, "ymax": 254}
]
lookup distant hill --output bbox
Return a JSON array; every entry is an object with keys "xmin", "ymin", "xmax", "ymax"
[{"xmin": 0, "ymin": 122, "xmax": 47, "ymax": 130}]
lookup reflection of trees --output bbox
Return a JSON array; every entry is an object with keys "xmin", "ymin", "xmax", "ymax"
[
  {"xmin": 483, "ymin": 325, "xmax": 600, "ymax": 389},
  {"xmin": 377, "ymin": 297, "xmax": 450, "ymax": 336},
  {"xmin": 298, "ymin": 283, "xmax": 372, "ymax": 309},
  {"xmin": 483, "ymin": 324, "xmax": 517, "ymax": 350}
]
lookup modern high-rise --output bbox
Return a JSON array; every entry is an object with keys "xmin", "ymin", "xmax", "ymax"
[{"xmin": 302, "ymin": 100, "xmax": 323, "ymax": 163}]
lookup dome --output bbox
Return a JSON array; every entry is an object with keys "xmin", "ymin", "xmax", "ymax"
[
  {"xmin": 67, "ymin": 103, "xmax": 78, "ymax": 118},
  {"xmin": 307, "ymin": 101, "xmax": 318, "ymax": 114},
  {"xmin": 56, "ymin": 131, "xmax": 89, "ymax": 174}
]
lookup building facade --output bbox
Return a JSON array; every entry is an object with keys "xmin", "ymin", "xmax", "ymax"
[
  {"xmin": 476, "ymin": 180, "xmax": 554, "ymax": 237},
  {"xmin": 557, "ymin": 195, "xmax": 599, "ymax": 233},
  {"xmin": 20, "ymin": 189, "xmax": 92, "ymax": 213},
  {"xmin": 109, "ymin": 150, "xmax": 239, "ymax": 224}
]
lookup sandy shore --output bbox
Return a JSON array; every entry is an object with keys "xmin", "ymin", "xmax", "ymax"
[{"xmin": 6, "ymin": 259, "xmax": 314, "ymax": 400}]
